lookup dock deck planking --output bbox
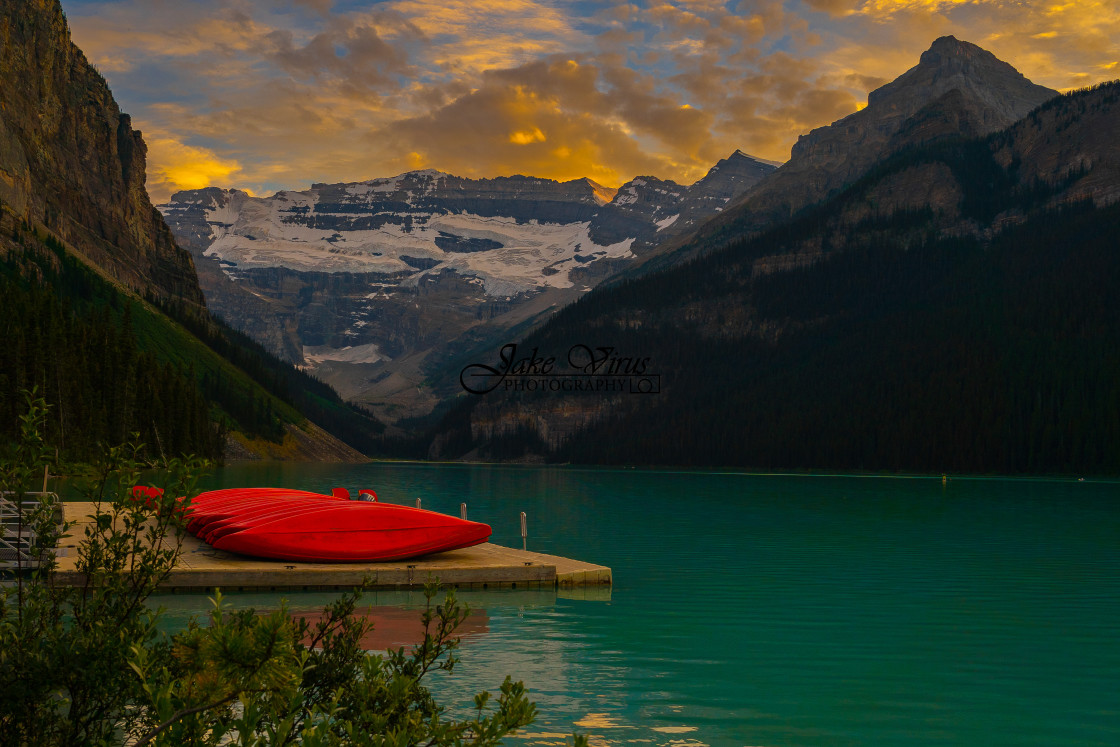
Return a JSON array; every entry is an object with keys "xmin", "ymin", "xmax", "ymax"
[{"xmin": 53, "ymin": 503, "xmax": 611, "ymax": 593}]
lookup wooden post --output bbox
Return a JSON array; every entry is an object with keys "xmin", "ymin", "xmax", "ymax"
[
  {"xmin": 460, "ymin": 503, "xmax": 467, "ymax": 520},
  {"xmin": 520, "ymin": 511, "xmax": 527, "ymax": 551}
]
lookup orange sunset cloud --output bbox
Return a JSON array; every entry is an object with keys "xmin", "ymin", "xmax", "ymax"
[{"xmin": 59, "ymin": 0, "xmax": 1120, "ymax": 202}]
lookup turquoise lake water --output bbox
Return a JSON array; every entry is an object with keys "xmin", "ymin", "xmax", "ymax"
[{"xmin": 151, "ymin": 463, "xmax": 1120, "ymax": 746}]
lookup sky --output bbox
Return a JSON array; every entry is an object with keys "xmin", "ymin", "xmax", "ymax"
[{"xmin": 60, "ymin": 0, "xmax": 1120, "ymax": 203}]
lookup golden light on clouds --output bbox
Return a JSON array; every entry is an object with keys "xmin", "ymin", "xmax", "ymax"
[
  {"xmin": 858, "ymin": 0, "xmax": 974, "ymax": 15},
  {"xmin": 60, "ymin": 0, "xmax": 1120, "ymax": 201},
  {"xmin": 392, "ymin": 0, "xmax": 582, "ymax": 74},
  {"xmin": 509, "ymin": 127, "xmax": 547, "ymax": 145},
  {"xmin": 145, "ymin": 137, "xmax": 242, "ymax": 202}
]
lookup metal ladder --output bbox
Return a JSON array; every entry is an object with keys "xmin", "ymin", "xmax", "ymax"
[{"xmin": 0, "ymin": 492, "xmax": 58, "ymax": 571}]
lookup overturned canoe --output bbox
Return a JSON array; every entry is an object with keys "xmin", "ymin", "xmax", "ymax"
[
  {"xmin": 202, "ymin": 503, "xmax": 344, "ymax": 544},
  {"xmin": 186, "ymin": 496, "xmax": 336, "ymax": 535},
  {"xmin": 183, "ymin": 488, "xmax": 491, "ymax": 562}
]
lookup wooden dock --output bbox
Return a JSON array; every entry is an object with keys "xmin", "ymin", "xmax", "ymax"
[{"xmin": 53, "ymin": 503, "xmax": 611, "ymax": 593}]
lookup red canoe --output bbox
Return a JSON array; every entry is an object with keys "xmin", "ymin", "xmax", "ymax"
[
  {"xmin": 188, "ymin": 487, "xmax": 338, "ymax": 506},
  {"xmin": 210, "ymin": 501, "xmax": 492, "ymax": 562},
  {"xmin": 203, "ymin": 502, "xmax": 352, "ymax": 543},
  {"xmin": 178, "ymin": 487, "xmax": 491, "ymax": 562},
  {"xmin": 186, "ymin": 496, "xmax": 334, "ymax": 534}
]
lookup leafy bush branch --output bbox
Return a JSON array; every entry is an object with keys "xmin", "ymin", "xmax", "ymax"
[{"xmin": 1, "ymin": 393, "xmax": 558, "ymax": 746}]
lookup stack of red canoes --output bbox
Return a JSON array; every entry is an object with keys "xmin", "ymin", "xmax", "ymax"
[{"xmin": 175, "ymin": 487, "xmax": 491, "ymax": 563}]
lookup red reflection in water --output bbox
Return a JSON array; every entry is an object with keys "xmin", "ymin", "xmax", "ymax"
[{"xmin": 293, "ymin": 605, "xmax": 490, "ymax": 652}]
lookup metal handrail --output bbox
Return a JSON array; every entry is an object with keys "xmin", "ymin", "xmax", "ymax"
[{"xmin": 0, "ymin": 492, "xmax": 59, "ymax": 571}]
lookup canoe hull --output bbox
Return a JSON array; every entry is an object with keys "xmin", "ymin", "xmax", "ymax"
[{"xmin": 186, "ymin": 488, "xmax": 491, "ymax": 562}]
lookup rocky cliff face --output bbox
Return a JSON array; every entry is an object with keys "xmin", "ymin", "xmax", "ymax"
[
  {"xmin": 679, "ymin": 149, "xmax": 780, "ymax": 222},
  {"xmin": 0, "ymin": 0, "xmax": 202, "ymax": 304},
  {"xmin": 992, "ymin": 82, "xmax": 1120, "ymax": 208},
  {"xmin": 588, "ymin": 175, "xmax": 685, "ymax": 247},
  {"xmin": 688, "ymin": 37, "xmax": 1058, "ymax": 241},
  {"xmin": 740, "ymin": 85, "xmax": 1120, "ymax": 282},
  {"xmin": 589, "ymin": 150, "xmax": 778, "ymax": 249},
  {"xmin": 0, "ymin": 0, "xmax": 376, "ymax": 462},
  {"xmin": 160, "ymin": 153, "xmax": 775, "ymax": 423}
]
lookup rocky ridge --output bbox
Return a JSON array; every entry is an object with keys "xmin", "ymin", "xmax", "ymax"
[
  {"xmin": 0, "ymin": 0, "xmax": 202, "ymax": 304},
  {"xmin": 677, "ymin": 37, "xmax": 1058, "ymax": 248}
]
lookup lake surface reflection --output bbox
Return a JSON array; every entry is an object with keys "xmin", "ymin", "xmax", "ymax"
[{"xmin": 146, "ymin": 464, "xmax": 1120, "ymax": 747}]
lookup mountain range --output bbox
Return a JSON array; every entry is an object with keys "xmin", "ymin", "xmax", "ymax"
[
  {"xmin": 5, "ymin": 0, "xmax": 1119, "ymax": 473},
  {"xmin": 159, "ymin": 150, "xmax": 775, "ymax": 425},
  {"xmin": 639, "ymin": 36, "xmax": 1058, "ymax": 270},
  {"xmin": 416, "ymin": 40, "xmax": 1120, "ymax": 473}
]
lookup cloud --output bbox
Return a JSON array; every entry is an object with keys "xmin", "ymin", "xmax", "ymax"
[
  {"xmin": 374, "ymin": 67, "xmax": 632, "ymax": 185},
  {"xmin": 834, "ymin": 0, "xmax": 1120, "ymax": 90},
  {"xmin": 59, "ymin": 0, "xmax": 1120, "ymax": 201},
  {"xmin": 263, "ymin": 15, "xmax": 422, "ymax": 94},
  {"xmin": 389, "ymin": 0, "xmax": 586, "ymax": 74},
  {"xmin": 509, "ymin": 127, "xmax": 547, "ymax": 145},
  {"xmin": 137, "ymin": 79, "xmax": 399, "ymax": 201},
  {"xmin": 373, "ymin": 57, "xmax": 720, "ymax": 187},
  {"xmin": 67, "ymin": 1, "xmax": 268, "ymax": 66},
  {"xmin": 292, "ymin": 0, "xmax": 333, "ymax": 14},
  {"xmin": 800, "ymin": 0, "xmax": 861, "ymax": 13},
  {"xmin": 144, "ymin": 135, "xmax": 243, "ymax": 201},
  {"xmin": 859, "ymin": 0, "xmax": 973, "ymax": 13}
]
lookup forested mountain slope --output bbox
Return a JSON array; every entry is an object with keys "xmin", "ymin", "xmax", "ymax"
[
  {"xmin": 0, "ymin": 207, "xmax": 381, "ymax": 461},
  {"xmin": 423, "ymin": 82, "xmax": 1120, "ymax": 475}
]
